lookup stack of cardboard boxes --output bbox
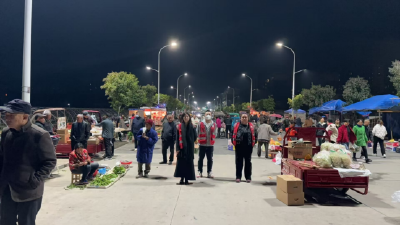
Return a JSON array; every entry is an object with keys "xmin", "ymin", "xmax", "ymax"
[
  {"xmin": 285, "ymin": 141, "xmax": 313, "ymax": 160},
  {"xmin": 276, "ymin": 175, "xmax": 304, "ymax": 206},
  {"xmin": 57, "ymin": 129, "xmax": 69, "ymax": 144}
]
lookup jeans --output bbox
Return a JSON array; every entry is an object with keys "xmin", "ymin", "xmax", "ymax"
[
  {"xmin": 198, "ymin": 146, "xmax": 214, "ymax": 173},
  {"xmin": 340, "ymin": 142, "xmax": 349, "ymax": 149},
  {"xmin": 373, "ymin": 136, "xmax": 385, "ymax": 155},
  {"xmin": 235, "ymin": 145, "xmax": 253, "ymax": 180},
  {"xmin": 257, "ymin": 140, "xmax": 270, "ymax": 158},
  {"xmin": 71, "ymin": 162, "xmax": 99, "ymax": 181},
  {"xmin": 138, "ymin": 163, "xmax": 151, "ymax": 174},
  {"xmin": 0, "ymin": 186, "xmax": 42, "ymax": 225},
  {"xmin": 162, "ymin": 139, "xmax": 175, "ymax": 163},
  {"xmin": 103, "ymin": 138, "xmax": 113, "ymax": 158}
]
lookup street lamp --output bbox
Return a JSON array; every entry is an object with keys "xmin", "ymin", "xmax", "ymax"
[
  {"xmin": 67, "ymin": 103, "xmax": 70, "ymax": 108},
  {"xmin": 276, "ymin": 42, "xmax": 296, "ymax": 100},
  {"xmin": 184, "ymin": 85, "xmax": 191, "ymax": 104},
  {"xmin": 242, "ymin": 73, "xmax": 253, "ymax": 107},
  {"xmin": 156, "ymin": 41, "xmax": 178, "ymax": 105},
  {"xmin": 295, "ymin": 69, "xmax": 306, "ymax": 74},
  {"xmin": 176, "ymin": 73, "xmax": 188, "ymax": 99},
  {"xmin": 228, "ymin": 86, "xmax": 235, "ymax": 106}
]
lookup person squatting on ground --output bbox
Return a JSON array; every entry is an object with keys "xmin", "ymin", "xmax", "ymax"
[
  {"xmin": 174, "ymin": 113, "xmax": 197, "ymax": 185},
  {"xmin": 372, "ymin": 120, "xmax": 387, "ymax": 158},
  {"xmin": 257, "ymin": 120, "xmax": 281, "ymax": 158},
  {"xmin": 0, "ymin": 99, "xmax": 57, "ymax": 225},
  {"xmin": 197, "ymin": 110, "xmax": 217, "ymax": 178},
  {"xmin": 232, "ymin": 113, "xmax": 257, "ymax": 183},
  {"xmin": 353, "ymin": 119, "xmax": 372, "ymax": 163},
  {"xmin": 95, "ymin": 115, "xmax": 115, "ymax": 160},
  {"xmin": 136, "ymin": 119, "xmax": 159, "ymax": 178},
  {"xmin": 69, "ymin": 143, "xmax": 99, "ymax": 185},
  {"xmin": 160, "ymin": 115, "xmax": 176, "ymax": 165}
]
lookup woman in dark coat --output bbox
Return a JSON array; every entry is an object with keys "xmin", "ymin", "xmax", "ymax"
[{"xmin": 174, "ymin": 112, "xmax": 197, "ymax": 185}]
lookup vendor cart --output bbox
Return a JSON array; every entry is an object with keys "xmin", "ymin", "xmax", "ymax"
[{"xmin": 281, "ymin": 127, "xmax": 369, "ymax": 195}]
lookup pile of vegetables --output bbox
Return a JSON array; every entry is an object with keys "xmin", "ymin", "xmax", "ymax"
[
  {"xmin": 90, "ymin": 173, "xmax": 118, "ymax": 187},
  {"xmin": 113, "ymin": 166, "xmax": 126, "ymax": 175},
  {"xmin": 312, "ymin": 150, "xmax": 332, "ymax": 168}
]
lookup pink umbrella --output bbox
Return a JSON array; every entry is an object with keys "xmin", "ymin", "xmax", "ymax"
[{"xmin": 270, "ymin": 114, "xmax": 283, "ymax": 118}]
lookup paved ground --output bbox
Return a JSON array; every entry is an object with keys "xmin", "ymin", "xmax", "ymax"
[{"xmin": 38, "ymin": 138, "xmax": 400, "ymax": 225}]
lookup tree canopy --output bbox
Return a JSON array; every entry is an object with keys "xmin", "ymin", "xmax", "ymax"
[
  {"xmin": 288, "ymin": 94, "xmax": 304, "ymax": 111},
  {"xmin": 141, "ymin": 84, "xmax": 157, "ymax": 107},
  {"xmin": 389, "ymin": 60, "xmax": 400, "ymax": 96},
  {"xmin": 342, "ymin": 76, "xmax": 372, "ymax": 105},
  {"xmin": 301, "ymin": 84, "xmax": 336, "ymax": 108}
]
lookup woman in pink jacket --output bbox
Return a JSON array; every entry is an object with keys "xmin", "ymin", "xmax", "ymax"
[{"xmin": 216, "ymin": 117, "xmax": 222, "ymax": 138}]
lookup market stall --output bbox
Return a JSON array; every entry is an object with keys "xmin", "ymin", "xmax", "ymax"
[{"xmin": 280, "ymin": 127, "xmax": 370, "ymax": 195}]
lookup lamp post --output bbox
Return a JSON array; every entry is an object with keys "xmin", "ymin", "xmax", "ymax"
[
  {"xmin": 242, "ymin": 73, "xmax": 253, "ymax": 107},
  {"xmin": 148, "ymin": 42, "xmax": 178, "ymax": 105},
  {"xmin": 22, "ymin": 0, "xmax": 33, "ymax": 102},
  {"xmin": 176, "ymin": 73, "xmax": 188, "ymax": 99},
  {"xmin": 276, "ymin": 42, "xmax": 296, "ymax": 100},
  {"xmin": 228, "ymin": 86, "xmax": 235, "ymax": 106}
]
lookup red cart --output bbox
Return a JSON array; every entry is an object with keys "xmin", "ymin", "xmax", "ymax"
[{"xmin": 281, "ymin": 127, "xmax": 369, "ymax": 195}]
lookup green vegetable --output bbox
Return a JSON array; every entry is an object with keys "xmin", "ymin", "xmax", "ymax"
[
  {"xmin": 113, "ymin": 166, "xmax": 126, "ymax": 175},
  {"xmin": 67, "ymin": 184, "xmax": 86, "ymax": 190},
  {"xmin": 90, "ymin": 173, "xmax": 118, "ymax": 186}
]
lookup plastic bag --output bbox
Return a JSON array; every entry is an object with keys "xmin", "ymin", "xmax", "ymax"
[
  {"xmin": 275, "ymin": 152, "xmax": 282, "ymax": 165},
  {"xmin": 330, "ymin": 152, "xmax": 343, "ymax": 168},
  {"xmin": 367, "ymin": 141, "xmax": 372, "ymax": 148},
  {"xmin": 349, "ymin": 143, "xmax": 360, "ymax": 153},
  {"xmin": 261, "ymin": 144, "xmax": 266, "ymax": 152},
  {"xmin": 340, "ymin": 153, "xmax": 352, "ymax": 168},
  {"xmin": 392, "ymin": 191, "xmax": 400, "ymax": 203},
  {"xmin": 277, "ymin": 135, "xmax": 282, "ymax": 141},
  {"xmin": 313, "ymin": 150, "xmax": 332, "ymax": 168}
]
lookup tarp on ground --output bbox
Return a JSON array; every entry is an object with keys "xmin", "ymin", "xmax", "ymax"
[
  {"xmin": 284, "ymin": 108, "xmax": 306, "ymax": 114},
  {"xmin": 342, "ymin": 94, "xmax": 400, "ymax": 111}
]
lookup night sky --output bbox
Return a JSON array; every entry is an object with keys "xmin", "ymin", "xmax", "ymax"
[{"xmin": 1, "ymin": 0, "xmax": 400, "ymax": 110}]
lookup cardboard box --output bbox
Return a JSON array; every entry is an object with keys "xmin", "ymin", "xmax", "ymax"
[
  {"xmin": 58, "ymin": 134, "xmax": 68, "ymax": 144},
  {"xmin": 277, "ymin": 175, "xmax": 303, "ymax": 193},
  {"xmin": 57, "ymin": 129, "xmax": 69, "ymax": 135},
  {"xmin": 276, "ymin": 188, "xmax": 304, "ymax": 206},
  {"xmin": 287, "ymin": 141, "xmax": 297, "ymax": 148},
  {"xmin": 294, "ymin": 141, "xmax": 312, "ymax": 148},
  {"xmin": 88, "ymin": 138, "xmax": 100, "ymax": 145},
  {"xmin": 288, "ymin": 147, "xmax": 312, "ymax": 160}
]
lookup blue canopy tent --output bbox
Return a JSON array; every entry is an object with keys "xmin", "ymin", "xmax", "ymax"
[
  {"xmin": 309, "ymin": 107, "xmax": 321, "ymax": 115},
  {"xmin": 285, "ymin": 108, "xmax": 306, "ymax": 114},
  {"xmin": 342, "ymin": 94, "xmax": 400, "ymax": 111},
  {"xmin": 318, "ymin": 99, "xmax": 346, "ymax": 112}
]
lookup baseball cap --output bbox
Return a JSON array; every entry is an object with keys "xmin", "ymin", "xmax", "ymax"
[
  {"xmin": 0, "ymin": 99, "xmax": 31, "ymax": 114},
  {"xmin": 83, "ymin": 111, "xmax": 88, "ymax": 116},
  {"xmin": 35, "ymin": 113, "xmax": 46, "ymax": 120}
]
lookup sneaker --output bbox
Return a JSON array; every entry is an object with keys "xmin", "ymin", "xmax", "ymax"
[
  {"xmin": 197, "ymin": 171, "xmax": 203, "ymax": 178},
  {"xmin": 366, "ymin": 159, "xmax": 372, "ymax": 164},
  {"xmin": 207, "ymin": 172, "xmax": 214, "ymax": 179},
  {"xmin": 360, "ymin": 156, "xmax": 365, "ymax": 160},
  {"xmin": 159, "ymin": 161, "xmax": 167, "ymax": 164},
  {"xmin": 144, "ymin": 173, "xmax": 149, "ymax": 178},
  {"xmin": 168, "ymin": 161, "xmax": 173, "ymax": 165},
  {"xmin": 236, "ymin": 179, "xmax": 241, "ymax": 183},
  {"xmin": 136, "ymin": 174, "xmax": 144, "ymax": 178},
  {"xmin": 375, "ymin": 153, "xmax": 378, "ymax": 157},
  {"xmin": 135, "ymin": 148, "xmax": 137, "ymax": 151},
  {"xmin": 383, "ymin": 154, "xmax": 387, "ymax": 158},
  {"xmin": 78, "ymin": 180, "xmax": 89, "ymax": 185},
  {"xmin": 246, "ymin": 179, "xmax": 251, "ymax": 183},
  {"xmin": 352, "ymin": 157, "xmax": 357, "ymax": 162}
]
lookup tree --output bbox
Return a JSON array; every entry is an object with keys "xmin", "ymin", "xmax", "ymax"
[
  {"xmin": 101, "ymin": 71, "xmax": 144, "ymax": 112},
  {"xmin": 389, "ymin": 60, "xmax": 400, "ymax": 96},
  {"xmin": 343, "ymin": 76, "xmax": 372, "ymax": 105},
  {"xmin": 141, "ymin": 84, "xmax": 157, "ymax": 106},
  {"xmin": 241, "ymin": 102, "xmax": 251, "ymax": 111},
  {"xmin": 223, "ymin": 104, "xmax": 235, "ymax": 113},
  {"xmin": 153, "ymin": 93, "xmax": 184, "ymax": 111},
  {"xmin": 301, "ymin": 84, "xmax": 336, "ymax": 108},
  {"xmin": 254, "ymin": 96, "xmax": 275, "ymax": 111},
  {"xmin": 288, "ymin": 94, "xmax": 304, "ymax": 111}
]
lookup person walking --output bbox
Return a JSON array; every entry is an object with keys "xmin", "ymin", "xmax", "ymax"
[
  {"xmin": 95, "ymin": 115, "xmax": 115, "ymax": 160},
  {"xmin": 295, "ymin": 117, "xmax": 302, "ymax": 128},
  {"xmin": 335, "ymin": 119, "xmax": 341, "ymax": 129},
  {"xmin": 232, "ymin": 113, "xmax": 257, "ymax": 183},
  {"xmin": 216, "ymin": 117, "xmax": 222, "ymax": 138},
  {"xmin": 282, "ymin": 116, "xmax": 290, "ymax": 130},
  {"xmin": 70, "ymin": 114, "xmax": 90, "ymax": 150},
  {"xmin": 353, "ymin": 119, "xmax": 372, "ymax": 163},
  {"xmin": 224, "ymin": 115, "xmax": 232, "ymax": 138},
  {"xmin": 136, "ymin": 119, "xmax": 159, "ymax": 178},
  {"xmin": 160, "ymin": 115, "xmax": 176, "ymax": 165},
  {"xmin": 197, "ymin": 110, "xmax": 217, "ymax": 178},
  {"xmin": 326, "ymin": 119, "xmax": 339, "ymax": 143},
  {"xmin": 257, "ymin": 120, "xmax": 281, "ymax": 158},
  {"xmin": 337, "ymin": 119, "xmax": 355, "ymax": 149},
  {"xmin": 372, "ymin": 120, "xmax": 387, "ymax": 158},
  {"xmin": 304, "ymin": 116, "xmax": 313, "ymax": 128},
  {"xmin": 316, "ymin": 117, "xmax": 327, "ymax": 146},
  {"xmin": 0, "ymin": 99, "xmax": 57, "ymax": 225},
  {"xmin": 174, "ymin": 113, "xmax": 197, "ymax": 185},
  {"xmin": 131, "ymin": 114, "xmax": 145, "ymax": 151}
]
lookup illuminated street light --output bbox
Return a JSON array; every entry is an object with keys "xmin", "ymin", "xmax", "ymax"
[
  {"xmin": 276, "ymin": 42, "xmax": 296, "ymax": 100},
  {"xmin": 176, "ymin": 72, "xmax": 188, "ymax": 99},
  {"xmin": 242, "ymin": 73, "xmax": 253, "ymax": 107},
  {"xmin": 155, "ymin": 41, "xmax": 178, "ymax": 104}
]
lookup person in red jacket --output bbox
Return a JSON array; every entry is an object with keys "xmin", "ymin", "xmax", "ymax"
[
  {"xmin": 337, "ymin": 119, "xmax": 356, "ymax": 149},
  {"xmin": 285, "ymin": 121, "xmax": 297, "ymax": 140}
]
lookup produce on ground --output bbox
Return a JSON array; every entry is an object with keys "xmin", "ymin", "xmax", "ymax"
[
  {"xmin": 90, "ymin": 173, "xmax": 118, "ymax": 187},
  {"xmin": 113, "ymin": 166, "xmax": 126, "ymax": 175}
]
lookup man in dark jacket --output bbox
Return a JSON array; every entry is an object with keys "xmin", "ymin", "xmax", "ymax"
[
  {"xmin": 0, "ymin": 99, "xmax": 57, "ymax": 225},
  {"xmin": 316, "ymin": 117, "xmax": 328, "ymax": 146},
  {"xmin": 160, "ymin": 115, "xmax": 176, "ymax": 165},
  {"xmin": 83, "ymin": 111, "xmax": 95, "ymax": 125},
  {"xmin": 43, "ymin": 110, "xmax": 55, "ymax": 135},
  {"xmin": 131, "ymin": 114, "xmax": 145, "ymax": 151},
  {"xmin": 224, "ymin": 115, "xmax": 232, "ymax": 138},
  {"xmin": 34, "ymin": 114, "xmax": 46, "ymax": 129},
  {"xmin": 96, "ymin": 115, "xmax": 115, "ymax": 159},
  {"xmin": 70, "ymin": 114, "xmax": 90, "ymax": 150}
]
